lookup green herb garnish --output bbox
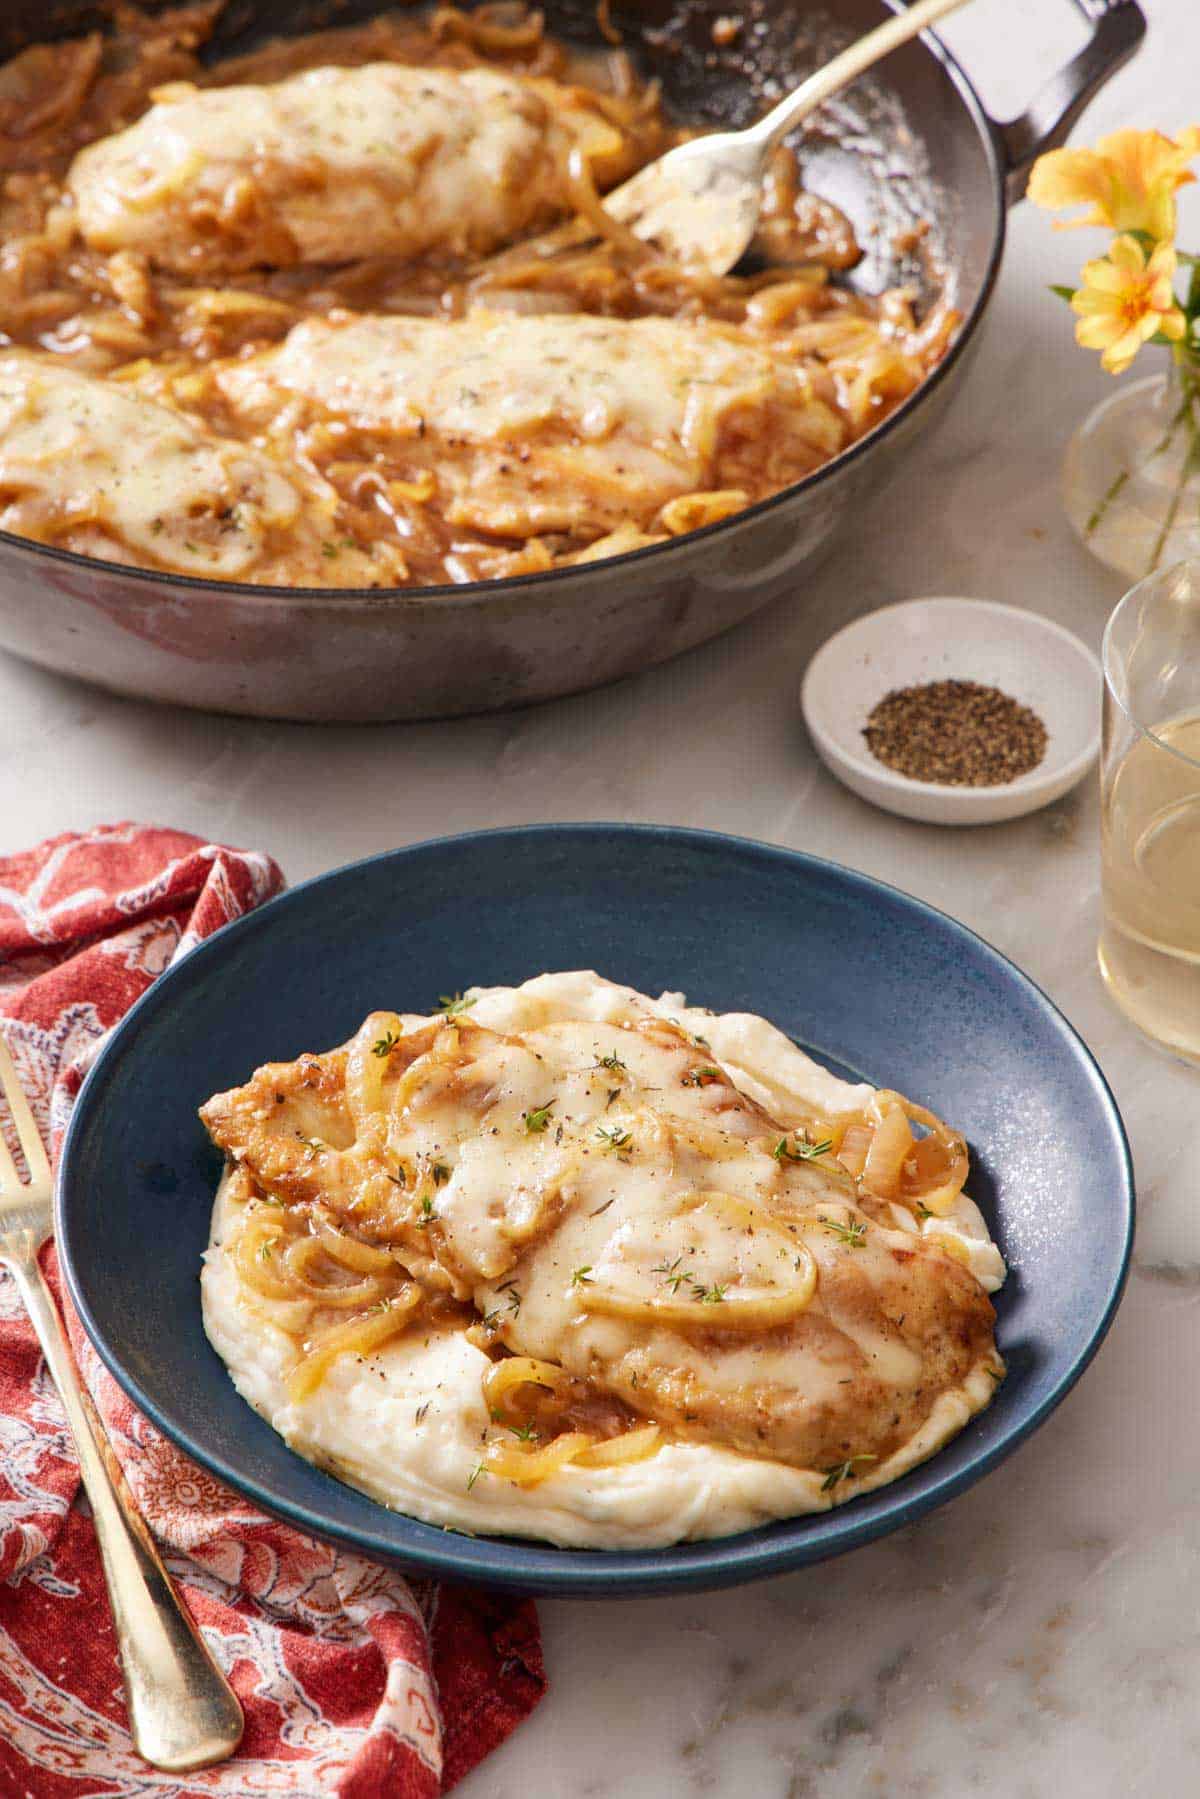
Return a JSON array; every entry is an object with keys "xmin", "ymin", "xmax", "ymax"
[
  {"xmin": 682, "ymin": 1066, "xmax": 721, "ymax": 1087},
  {"xmin": 523, "ymin": 1102, "xmax": 555, "ymax": 1134},
  {"xmin": 818, "ymin": 1215, "xmax": 868, "ymax": 1248},
  {"xmin": 773, "ymin": 1134, "xmax": 835, "ymax": 1164},
  {"xmin": 652, "ymin": 1256, "xmax": 692, "ymax": 1293},
  {"xmin": 497, "ymin": 1282, "xmax": 522, "ymax": 1316},
  {"xmin": 820, "ymin": 1453, "xmax": 877, "ymax": 1493},
  {"xmin": 436, "ymin": 992, "xmax": 476, "ymax": 1018}
]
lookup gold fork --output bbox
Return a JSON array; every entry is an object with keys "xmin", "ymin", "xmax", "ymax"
[{"xmin": 0, "ymin": 1035, "xmax": 244, "ymax": 1772}]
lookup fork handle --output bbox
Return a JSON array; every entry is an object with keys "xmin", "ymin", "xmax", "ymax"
[
  {"xmin": 749, "ymin": 0, "xmax": 974, "ymax": 152},
  {"xmin": 7, "ymin": 1251, "xmax": 244, "ymax": 1772}
]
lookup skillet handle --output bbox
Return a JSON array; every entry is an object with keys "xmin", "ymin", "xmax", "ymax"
[{"xmin": 988, "ymin": 0, "xmax": 1146, "ymax": 205}]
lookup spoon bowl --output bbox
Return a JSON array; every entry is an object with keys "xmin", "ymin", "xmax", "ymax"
[{"xmin": 603, "ymin": 0, "xmax": 973, "ymax": 274}]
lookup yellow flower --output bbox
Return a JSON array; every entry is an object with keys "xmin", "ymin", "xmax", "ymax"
[
  {"xmin": 1070, "ymin": 235, "xmax": 1186, "ymax": 374},
  {"xmin": 1029, "ymin": 126, "xmax": 1200, "ymax": 242}
]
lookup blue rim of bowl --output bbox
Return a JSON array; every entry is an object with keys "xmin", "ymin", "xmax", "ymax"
[{"xmin": 57, "ymin": 824, "xmax": 1134, "ymax": 1594}]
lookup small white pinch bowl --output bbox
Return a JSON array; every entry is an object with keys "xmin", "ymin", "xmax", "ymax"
[{"xmin": 801, "ymin": 597, "xmax": 1102, "ymax": 826}]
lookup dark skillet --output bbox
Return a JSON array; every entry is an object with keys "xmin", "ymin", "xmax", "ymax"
[{"xmin": 0, "ymin": 0, "xmax": 1144, "ymax": 721}]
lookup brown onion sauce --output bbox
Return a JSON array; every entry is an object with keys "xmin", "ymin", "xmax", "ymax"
[{"xmin": 0, "ymin": 2, "xmax": 956, "ymax": 586}]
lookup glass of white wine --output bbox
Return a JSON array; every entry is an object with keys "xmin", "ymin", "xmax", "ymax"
[{"xmin": 1100, "ymin": 559, "xmax": 1200, "ymax": 1065}]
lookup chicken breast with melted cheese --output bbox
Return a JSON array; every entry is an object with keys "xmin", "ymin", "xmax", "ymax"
[
  {"xmin": 67, "ymin": 63, "xmax": 637, "ymax": 274},
  {"xmin": 0, "ymin": 351, "xmax": 394, "ymax": 585},
  {"xmin": 199, "ymin": 973, "xmax": 1005, "ymax": 1545},
  {"xmin": 216, "ymin": 310, "xmax": 849, "ymax": 540}
]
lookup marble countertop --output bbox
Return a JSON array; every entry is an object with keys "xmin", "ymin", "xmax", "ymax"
[{"xmin": 2, "ymin": 0, "xmax": 1196, "ymax": 1790}]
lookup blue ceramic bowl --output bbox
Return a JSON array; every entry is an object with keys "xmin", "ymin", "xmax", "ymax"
[{"xmin": 57, "ymin": 826, "xmax": 1133, "ymax": 1596}]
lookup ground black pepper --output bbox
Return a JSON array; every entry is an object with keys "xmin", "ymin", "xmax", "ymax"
[{"xmin": 862, "ymin": 679, "xmax": 1048, "ymax": 787}]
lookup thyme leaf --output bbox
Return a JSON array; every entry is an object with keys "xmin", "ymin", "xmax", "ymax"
[
  {"xmin": 682, "ymin": 1066, "xmax": 721, "ymax": 1087},
  {"xmin": 820, "ymin": 1453, "xmax": 877, "ymax": 1493},
  {"xmin": 497, "ymin": 1281, "xmax": 522, "ymax": 1316},
  {"xmin": 773, "ymin": 1134, "xmax": 835, "ymax": 1163},
  {"xmin": 652, "ymin": 1255, "xmax": 692, "ymax": 1294},
  {"xmin": 818, "ymin": 1214, "xmax": 868, "ymax": 1248}
]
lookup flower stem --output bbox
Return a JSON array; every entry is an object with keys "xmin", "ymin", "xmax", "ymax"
[
  {"xmin": 1148, "ymin": 347, "xmax": 1200, "ymax": 570},
  {"xmin": 1086, "ymin": 466, "xmax": 1131, "ymax": 537},
  {"xmin": 1085, "ymin": 376, "xmax": 1190, "ymax": 542}
]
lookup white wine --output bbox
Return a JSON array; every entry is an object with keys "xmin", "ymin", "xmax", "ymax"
[{"xmin": 1100, "ymin": 711, "xmax": 1200, "ymax": 1064}]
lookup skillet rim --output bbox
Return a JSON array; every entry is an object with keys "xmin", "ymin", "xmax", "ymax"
[
  {"xmin": 0, "ymin": 4, "xmax": 1008, "ymax": 611},
  {"xmin": 56, "ymin": 822, "xmax": 1134, "ymax": 1596}
]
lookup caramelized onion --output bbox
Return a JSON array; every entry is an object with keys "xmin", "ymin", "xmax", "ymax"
[
  {"xmin": 430, "ymin": 4, "xmax": 546, "ymax": 52},
  {"xmin": 287, "ymin": 1289, "xmax": 419, "ymax": 1400},
  {"xmin": 345, "ymin": 1010, "xmax": 402, "ymax": 1127},
  {"xmin": 584, "ymin": 1249, "xmax": 816, "ymax": 1333},
  {"xmin": 871, "ymin": 1090, "xmax": 969, "ymax": 1217},
  {"xmin": 484, "ymin": 1430, "xmax": 593, "ymax": 1484},
  {"xmin": 280, "ymin": 1235, "xmax": 388, "ymax": 1308},
  {"xmin": 234, "ymin": 1210, "xmax": 299, "ymax": 1301},
  {"xmin": 837, "ymin": 1122, "xmax": 873, "ymax": 1178},
  {"xmin": 313, "ymin": 1218, "xmax": 400, "ymax": 1275},
  {"xmin": 388, "ymin": 1024, "xmax": 465, "ymax": 1115},
  {"xmin": 861, "ymin": 1104, "xmax": 914, "ymax": 1197},
  {"xmin": 563, "ymin": 142, "xmax": 650, "ymax": 259},
  {"xmin": 575, "ymin": 1424, "xmax": 661, "ymax": 1467},
  {"xmin": 483, "ymin": 1355, "xmax": 571, "ymax": 1424}
]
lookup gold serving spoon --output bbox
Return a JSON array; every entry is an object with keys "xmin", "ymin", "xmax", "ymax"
[
  {"xmin": 600, "ymin": 0, "xmax": 975, "ymax": 275},
  {"xmin": 0, "ymin": 1037, "xmax": 244, "ymax": 1772}
]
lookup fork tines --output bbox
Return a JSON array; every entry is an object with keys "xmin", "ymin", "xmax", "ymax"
[{"xmin": 0, "ymin": 1035, "xmax": 52, "ymax": 1197}]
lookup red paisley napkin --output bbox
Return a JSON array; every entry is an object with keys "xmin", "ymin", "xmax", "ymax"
[{"xmin": 0, "ymin": 824, "xmax": 544, "ymax": 1796}]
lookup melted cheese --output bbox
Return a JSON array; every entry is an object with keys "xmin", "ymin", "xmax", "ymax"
[
  {"xmin": 67, "ymin": 64, "xmax": 630, "ymax": 274},
  {"xmin": 218, "ymin": 311, "xmax": 847, "ymax": 536},
  {"xmin": 0, "ymin": 351, "xmax": 385, "ymax": 584},
  {"xmin": 201, "ymin": 973, "xmax": 1006, "ymax": 1547}
]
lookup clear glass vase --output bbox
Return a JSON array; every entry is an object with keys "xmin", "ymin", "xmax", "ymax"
[{"xmin": 1062, "ymin": 353, "xmax": 1200, "ymax": 581}]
